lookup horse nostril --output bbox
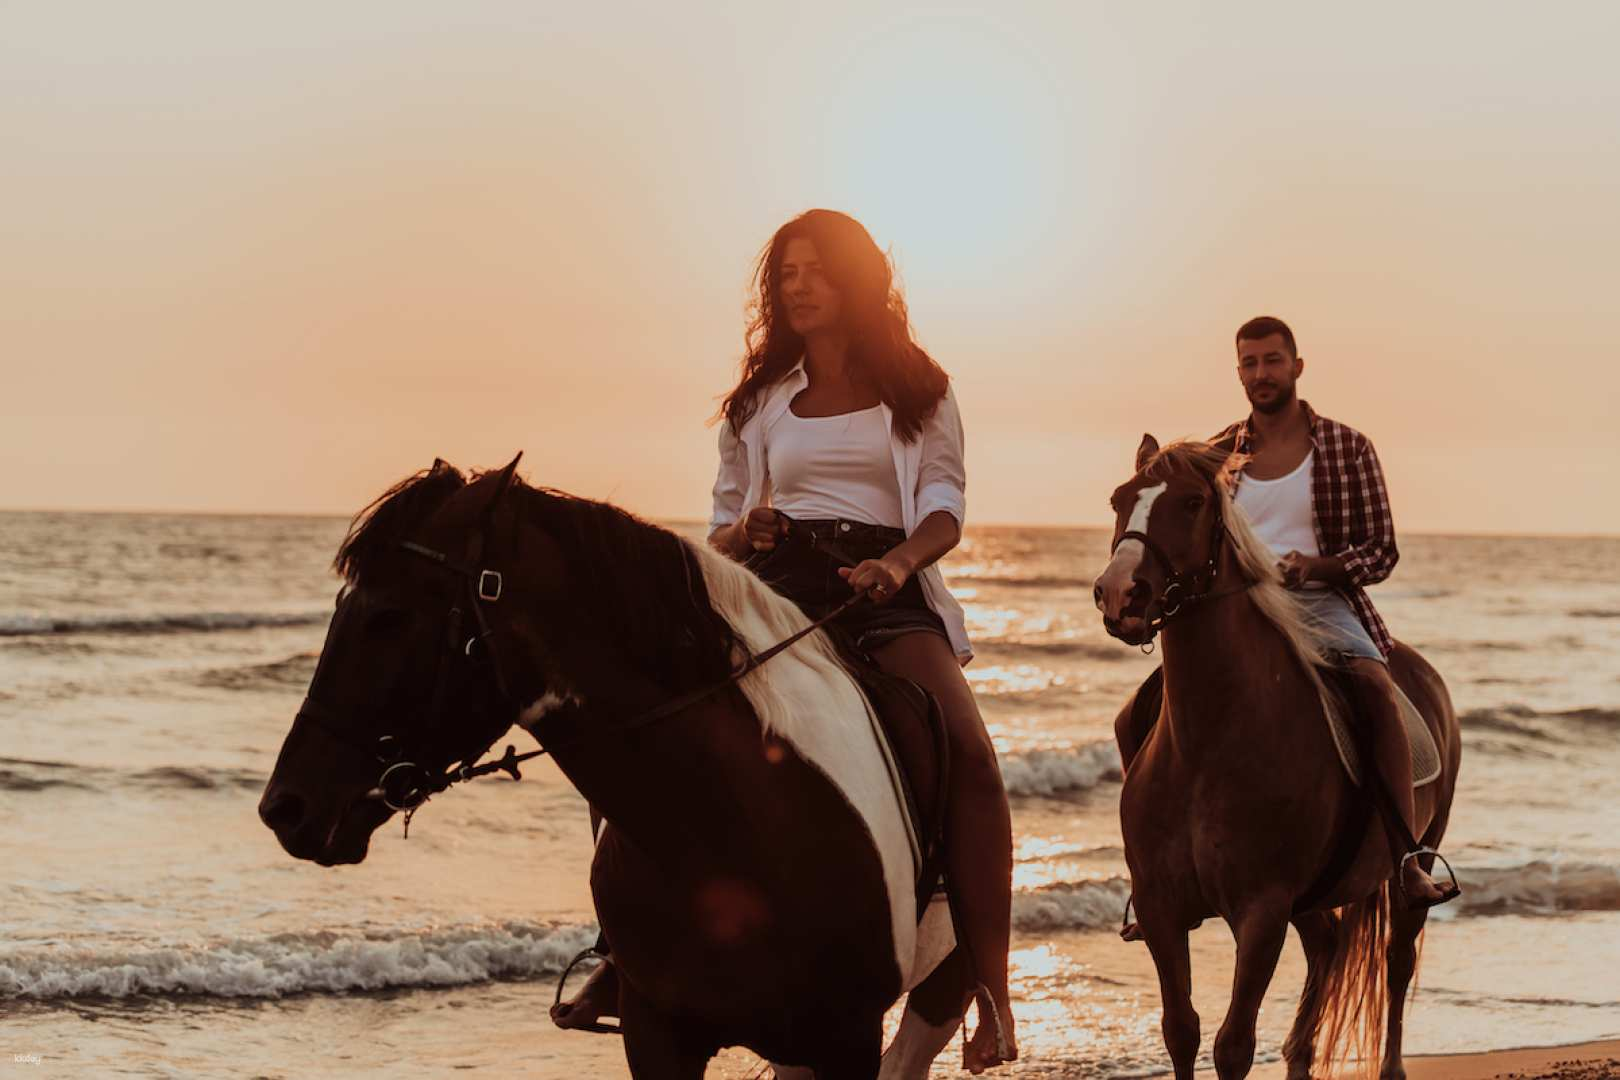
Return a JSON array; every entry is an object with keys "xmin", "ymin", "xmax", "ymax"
[
  {"xmin": 259, "ymin": 790, "xmax": 306, "ymax": 833},
  {"xmin": 1093, "ymin": 582, "xmax": 1104, "ymax": 603}
]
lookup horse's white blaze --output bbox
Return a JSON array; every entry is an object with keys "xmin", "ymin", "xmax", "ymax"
[
  {"xmin": 1096, "ymin": 482, "xmax": 1166, "ymax": 615},
  {"xmin": 517, "ymin": 689, "xmax": 581, "ymax": 726},
  {"xmin": 690, "ymin": 541, "xmax": 921, "ymax": 983}
]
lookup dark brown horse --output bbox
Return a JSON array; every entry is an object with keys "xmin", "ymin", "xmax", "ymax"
[
  {"xmin": 1093, "ymin": 437, "xmax": 1461, "ymax": 1080},
  {"xmin": 257, "ymin": 458, "xmax": 972, "ymax": 1079}
]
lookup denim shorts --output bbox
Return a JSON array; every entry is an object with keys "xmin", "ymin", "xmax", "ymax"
[
  {"xmin": 1295, "ymin": 589, "xmax": 1385, "ymax": 665},
  {"xmin": 743, "ymin": 517, "xmax": 949, "ymax": 654}
]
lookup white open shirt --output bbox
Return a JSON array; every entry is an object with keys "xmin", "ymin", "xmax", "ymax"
[{"xmin": 708, "ymin": 363, "xmax": 972, "ymax": 664}]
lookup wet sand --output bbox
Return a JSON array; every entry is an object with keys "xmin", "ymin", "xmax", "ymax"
[{"xmin": 1223, "ymin": 1038, "xmax": 1620, "ymax": 1079}]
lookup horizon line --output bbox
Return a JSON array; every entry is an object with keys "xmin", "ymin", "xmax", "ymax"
[{"xmin": 3, "ymin": 505, "xmax": 1617, "ymax": 543}]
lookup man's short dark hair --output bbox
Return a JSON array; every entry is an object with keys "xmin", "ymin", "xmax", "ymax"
[{"xmin": 1235, "ymin": 315, "xmax": 1296, "ymax": 357}]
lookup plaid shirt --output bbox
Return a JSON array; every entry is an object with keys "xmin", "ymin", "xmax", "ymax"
[{"xmin": 1214, "ymin": 401, "xmax": 1398, "ymax": 658}]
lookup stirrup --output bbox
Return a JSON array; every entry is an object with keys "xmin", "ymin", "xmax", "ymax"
[
  {"xmin": 1119, "ymin": 892, "xmax": 1142, "ymax": 942},
  {"xmin": 1398, "ymin": 846, "xmax": 1462, "ymax": 910},
  {"xmin": 552, "ymin": 945, "xmax": 623, "ymax": 1036}
]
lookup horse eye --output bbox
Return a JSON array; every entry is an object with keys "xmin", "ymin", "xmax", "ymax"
[{"xmin": 1184, "ymin": 495, "xmax": 1205, "ymax": 511}]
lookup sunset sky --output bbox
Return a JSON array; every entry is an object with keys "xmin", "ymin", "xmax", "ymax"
[{"xmin": 5, "ymin": 3, "xmax": 1617, "ymax": 534}]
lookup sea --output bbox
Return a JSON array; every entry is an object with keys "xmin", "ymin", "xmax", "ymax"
[{"xmin": 3, "ymin": 510, "xmax": 1618, "ymax": 1078}]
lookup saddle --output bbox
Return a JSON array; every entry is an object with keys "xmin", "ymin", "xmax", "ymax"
[
  {"xmin": 1126, "ymin": 663, "xmax": 1441, "ymax": 789},
  {"xmin": 838, "ymin": 642, "xmax": 951, "ymax": 921},
  {"xmin": 1125, "ymin": 662, "xmax": 1452, "ymax": 914}
]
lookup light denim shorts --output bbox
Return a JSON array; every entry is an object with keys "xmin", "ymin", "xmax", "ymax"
[{"xmin": 1294, "ymin": 589, "xmax": 1385, "ymax": 665}]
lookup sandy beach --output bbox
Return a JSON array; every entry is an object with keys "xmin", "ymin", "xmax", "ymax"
[{"xmin": 1221, "ymin": 1039, "xmax": 1620, "ymax": 1079}]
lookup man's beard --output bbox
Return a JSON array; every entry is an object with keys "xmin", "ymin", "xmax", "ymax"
[{"xmin": 1249, "ymin": 380, "xmax": 1297, "ymax": 415}]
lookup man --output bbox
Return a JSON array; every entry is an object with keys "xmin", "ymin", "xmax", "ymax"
[{"xmin": 1116, "ymin": 315, "xmax": 1455, "ymax": 916}]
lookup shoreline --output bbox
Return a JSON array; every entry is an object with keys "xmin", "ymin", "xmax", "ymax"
[{"xmin": 1215, "ymin": 1038, "xmax": 1620, "ymax": 1079}]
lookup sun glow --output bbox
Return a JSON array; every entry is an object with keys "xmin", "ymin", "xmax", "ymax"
[{"xmin": 812, "ymin": 15, "xmax": 1072, "ymax": 299}]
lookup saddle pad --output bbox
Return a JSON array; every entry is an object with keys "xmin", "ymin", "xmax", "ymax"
[
  {"xmin": 1325, "ymin": 680, "xmax": 1443, "ymax": 789},
  {"xmin": 1128, "ymin": 667, "xmax": 1441, "ymax": 790},
  {"xmin": 846, "ymin": 658, "xmax": 949, "ymax": 917}
]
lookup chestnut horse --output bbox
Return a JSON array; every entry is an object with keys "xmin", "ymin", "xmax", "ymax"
[
  {"xmin": 257, "ymin": 458, "xmax": 972, "ymax": 1079},
  {"xmin": 1094, "ymin": 437, "xmax": 1460, "ymax": 1080}
]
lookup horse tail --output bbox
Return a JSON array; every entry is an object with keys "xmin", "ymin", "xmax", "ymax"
[{"xmin": 1310, "ymin": 881, "xmax": 1391, "ymax": 1079}]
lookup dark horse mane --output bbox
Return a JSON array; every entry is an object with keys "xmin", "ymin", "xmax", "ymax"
[
  {"xmin": 334, "ymin": 461, "xmax": 748, "ymax": 695},
  {"xmin": 334, "ymin": 460, "xmax": 470, "ymax": 584}
]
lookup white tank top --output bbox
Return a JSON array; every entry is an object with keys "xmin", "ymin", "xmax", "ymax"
[
  {"xmin": 766, "ymin": 405, "xmax": 904, "ymax": 527},
  {"xmin": 1235, "ymin": 450, "xmax": 1324, "ymax": 585}
]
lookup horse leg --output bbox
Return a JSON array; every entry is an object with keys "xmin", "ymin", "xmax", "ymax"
[
  {"xmin": 1213, "ymin": 905, "xmax": 1290, "ymax": 1079},
  {"xmin": 618, "ymin": 981, "xmax": 711, "ymax": 1080},
  {"xmin": 1282, "ymin": 909, "xmax": 1339, "ymax": 1080},
  {"xmin": 1380, "ymin": 895, "xmax": 1429, "ymax": 1080},
  {"xmin": 879, "ymin": 946, "xmax": 972, "ymax": 1079},
  {"xmin": 1113, "ymin": 689, "xmax": 1144, "ymax": 773},
  {"xmin": 1141, "ymin": 918, "xmax": 1200, "ymax": 1080},
  {"xmin": 814, "ymin": 1015, "xmax": 884, "ymax": 1080}
]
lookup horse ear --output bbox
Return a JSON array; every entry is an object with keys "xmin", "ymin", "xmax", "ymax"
[
  {"xmin": 487, "ymin": 452, "xmax": 524, "ymax": 507},
  {"xmin": 1135, "ymin": 434, "xmax": 1160, "ymax": 471}
]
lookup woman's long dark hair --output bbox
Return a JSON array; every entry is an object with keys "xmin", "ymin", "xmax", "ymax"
[{"xmin": 718, "ymin": 209, "xmax": 949, "ymax": 443}]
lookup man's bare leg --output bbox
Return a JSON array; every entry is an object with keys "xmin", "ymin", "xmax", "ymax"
[{"xmin": 1350, "ymin": 658, "xmax": 1447, "ymax": 903}]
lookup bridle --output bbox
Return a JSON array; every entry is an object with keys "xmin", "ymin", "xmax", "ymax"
[
  {"xmin": 294, "ymin": 502, "xmax": 869, "ymax": 835},
  {"xmin": 1109, "ymin": 485, "xmax": 1253, "ymax": 651},
  {"xmin": 294, "ymin": 512, "xmax": 534, "ymax": 833}
]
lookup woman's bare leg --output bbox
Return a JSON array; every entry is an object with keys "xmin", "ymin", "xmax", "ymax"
[{"xmin": 870, "ymin": 631, "xmax": 1017, "ymax": 1073}]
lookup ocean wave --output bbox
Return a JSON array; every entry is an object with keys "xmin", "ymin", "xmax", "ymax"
[
  {"xmin": 0, "ymin": 764, "xmax": 94, "ymax": 793},
  {"xmin": 129, "ymin": 766, "xmax": 266, "ymax": 792},
  {"xmin": 0, "ymin": 758, "xmax": 263, "ymax": 796},
  {"xmin": 196, "ymin": 652, "xmax": 317, "ymax": 692},
  {"xmin": 1414, "ymin": 639, "xmax": 1529, "ymax": 653},
  {"xmin": 953, "ymin": 574, "xmax": 1096, "ymax": 591},
  {"xmin": 0, "ymin": 610, "xmax": 328, "ymax": 638},
  {"xmin": 1012, "ymin": 878, "xmax": 1131, "ymax": 933},
  {"xmin": 1002, "ymin": 860, "xmax": 1620, "ymax": 935},
  {"xmin": 1453, "ymin": 861, "xmax": 1620, "ymax": 917},
  {"xmin": 1461, "ymin": 704, "xmax": 1620, "ymax": 737},
  {"xmin": 0, "ymin": 921, "xmax": 600, "ymax": 1001},
  {"xmin": 1001, "ymin": 743, "xmax": 1121, "ymax": 798},
  {"xmin": 1460, "ymin": 707, "xmax": 1560, "ymax": 742},
  {"xmin": 973, "ymin": 640, "xmax": 1132, "ymax": 663}
]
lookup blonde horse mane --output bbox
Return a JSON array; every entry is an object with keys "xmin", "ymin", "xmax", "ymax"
[{"xmin": 1141, "ymin": 441, "xmax": 1348, "ymax": 735}]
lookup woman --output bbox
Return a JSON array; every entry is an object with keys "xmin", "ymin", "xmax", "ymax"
[
  {"xmin": 553, "ymin": 208, "xmax": 1017, "ymax": 1072},
  {"xmin": 713, "ymin": 208, "xmax": 1016, "ymax": 1072}
]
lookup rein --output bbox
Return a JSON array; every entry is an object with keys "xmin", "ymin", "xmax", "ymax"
[{"xmin": 298, "ymin": 523, "xmax": 870, "ymax": 834}]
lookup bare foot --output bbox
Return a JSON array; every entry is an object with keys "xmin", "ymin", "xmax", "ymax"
[
  {"xmin": 1401, "ymin": 861, "xmax": 1452, "ymax": 905},
  {"xmin": 549, "ymin": 956, "xmax": 620, "ymax": 1031},
  {"xmin": 962, "ymin": 988, "xmax": 1018, "ymax": 1074}
]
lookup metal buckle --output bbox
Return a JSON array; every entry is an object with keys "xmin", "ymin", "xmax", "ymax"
[{"xmin": 478, "ymin": 569, "xmax": 503, "ymax": 602}]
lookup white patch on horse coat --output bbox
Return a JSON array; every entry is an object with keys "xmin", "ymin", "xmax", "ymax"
[
  {"xmin": 1096, "ymin": 482, "xmax": 1167, "ymax": 612},
  {"xmin": 689, "ymin": 540, "xmax": 921, "ymax": 984},
  {"xmin": 517, "ymin": 690, "xmax": 582, "ymax": 726}
]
